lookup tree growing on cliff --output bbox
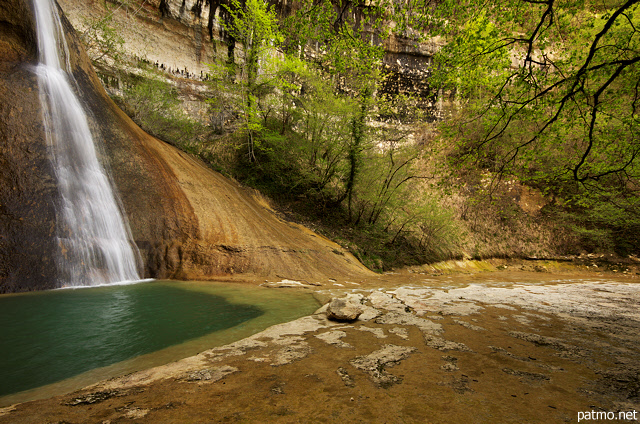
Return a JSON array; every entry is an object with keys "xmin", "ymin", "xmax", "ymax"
[
  {"xmin": 78, "ymin": 0, "xmax": 147, "ymax": 68},
  {"xmin": 214, "ymin": 0, "xmax": 387, "ymax": 211},
  {"xmin": 419, "ymin": 0, "xmax": 640, "ymax": 253},
  {"xmin": 215, "ymin": 0, "xmax": 282, "ymax": 161},
  {"xmin": 279, "ymin": 0, "xmax": 388, "ymax": 219},
  {"xmin": 205, "ymin": 0, "xmax": 462, "ymax": 265}
]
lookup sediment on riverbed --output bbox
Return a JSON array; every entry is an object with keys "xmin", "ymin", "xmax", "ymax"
[{"xmin": 1, "ymin": 268, "xmax": 638, "ymax": 423}]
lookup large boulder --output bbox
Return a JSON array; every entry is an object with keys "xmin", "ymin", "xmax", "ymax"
[{"xmin": 326, "ymin": 295, "xmax": 365, "ymax": 322}]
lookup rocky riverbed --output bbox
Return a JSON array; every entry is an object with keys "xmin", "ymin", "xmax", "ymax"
[{"xmin": 1, "ymin": 265, "xmax": 639, "ymax": 423}]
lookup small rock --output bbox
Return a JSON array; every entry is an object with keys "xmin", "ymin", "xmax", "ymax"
[
  {"xmin": 441, "ymin": 363, "xmax": 459, "ymax": 372},
  {"xmin": 356, "ymin": 326, "xmax": 387, "ymax": 339},
  {"xmin": 454, "ymin": 319, "xmax": 486, "ymax": 331},
  {"xmin": 350, "ymin": 344, "xmax": 416, "ymax": 388},
  {"xmin": 337, "ymin": 367, "xmax": 356, "ymax": 387},
  {"xmin": 123, "ymin": 407, "xmax": 150, "ymax": 419},
  {"xmin": 437, "ymin": 375, "xmax": 473, "ymax": 394},
  {"xmin": 441, "ymin": 355, "xmax": 459, "ymax": 372},
  {"xmin": 424, "ymin": 335, "xmax": 473, "ymax": 352},
  {"xmin": 358, "ymin": 305, "xmax": 382, "ymax": 321},
  {"xmin": 270, "ymin": 383, "xmax": 285, "ymax": 395},
  {"xmin": 502, "ymin": 367, "xmax": 550, "ymax": 382},
  {"xmin": 376, "ymin": 311, "xmax": 442, "ymax": 335},
  {"xmin": 315, "ymin": 330, "xmax": 353, "ymax": 348},
  {"xmin": 65, "ymin": 390, "xmax": 124, "ymax": 406},
  {"xmin": 185, "ymin": 365, "xmax": 239, "ymax": 382},
  {"xmin": 389, "ymin": 327, "xmax": 409, "ymax": 339},
  {"xmin": 271, "ymin": 343, "xmax": 311, "ymax": 366}
]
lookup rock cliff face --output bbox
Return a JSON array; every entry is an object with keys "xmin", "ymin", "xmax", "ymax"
[
  {"xmin": 56, "ymin": 0, "xmax": 441, "ymax": 113},
  {"xmin": 0, "ymin": 0, "xmax": 371, "ymax": 293},
  {"xmin": 0, "ymin": 0, "xmax": 59, "ymax": 291},
  {"xmin": 58, "ymin": 0, "xmax": 220, "ymax": 78}
]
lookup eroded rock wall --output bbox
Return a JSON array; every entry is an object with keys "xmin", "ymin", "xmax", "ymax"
[
  {"xmin": 0, "ymin": 0, "xmax": 63, "ymax": 292},
  {"xmin": 56, "ymin": 0, "xmax": 444, "ymax": 116},
  {"xmin": 0, "ymin": 0, "xmax": 371, "ymax": 292},
  {"xmin": 58, "ymin": 0, "xmax": 223, "ymax": 78},
  {"xmin": 382, "ymin": 32, "xmax": 444, "ymax": 118}
]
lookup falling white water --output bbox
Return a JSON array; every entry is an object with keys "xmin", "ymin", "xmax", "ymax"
[{"xmin": 33, "ymin": 0, "xmax": 141, "ymax": 286}]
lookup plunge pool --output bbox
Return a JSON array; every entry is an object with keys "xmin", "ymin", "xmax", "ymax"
[{"xmin": 0, "ymin": 280, "xmax": 319, "ymax": 406}]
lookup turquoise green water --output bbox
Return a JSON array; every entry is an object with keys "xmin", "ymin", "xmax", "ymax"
[{"xmin": 0, "ymin": 281, "xmax": 319, "ymax": 405}]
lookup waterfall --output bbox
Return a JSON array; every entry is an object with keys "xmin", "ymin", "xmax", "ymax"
[{"xmin": 33, "ymin": 0, "xmax": 142, "ymax": 287}]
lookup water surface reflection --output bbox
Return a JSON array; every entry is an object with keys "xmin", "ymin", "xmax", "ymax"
[{"xmin": 0, "ymin": 281, "xmax": 319, "ymax": 405}]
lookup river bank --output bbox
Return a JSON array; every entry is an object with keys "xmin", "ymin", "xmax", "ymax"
[{"xmin": 1, "ymin": 261, "xmax": 639, "ymax": 423}]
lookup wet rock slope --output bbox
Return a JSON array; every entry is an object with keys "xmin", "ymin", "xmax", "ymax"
[{"xmin": 0, "ymin": 0, "xmax": 371, "ymax": 292}]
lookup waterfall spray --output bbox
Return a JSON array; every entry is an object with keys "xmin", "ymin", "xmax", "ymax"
[{"xmin": 33, "ymin": 0, "xmax": 141, "ymax": 286}]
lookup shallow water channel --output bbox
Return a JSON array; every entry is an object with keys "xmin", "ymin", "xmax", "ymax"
[{"xmin": 0, "ymin": 280, "xmax": 319, "ymax": 406}]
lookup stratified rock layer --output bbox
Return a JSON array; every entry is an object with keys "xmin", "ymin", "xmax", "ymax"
[
  {"xmin": 0, "ymin": 0, "xmax": 371, "ymax": 292},
  {"xmin": 56, "ymin": 0, "xmax": 444, "ymax": 115},
  {"xmin": 0, "ymin": 0, "xmax": 59, "ymax": 291}
]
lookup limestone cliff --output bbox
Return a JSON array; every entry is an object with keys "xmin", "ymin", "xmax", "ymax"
[
  {"xmin": 56, "ymin": 0, "xmax": 441, "ymax": 113},
  {"xmin": 0, "ymin": 0, "xmax": 371, "ymax": 293},
  {"xmin": 0, "ymin": 0, "xmax": 58, "ymax": 291}
]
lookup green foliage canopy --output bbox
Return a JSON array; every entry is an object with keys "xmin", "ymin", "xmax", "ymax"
[
  {"xmin": 415, "ymin": 0, "xmax": 640, "ymax": 252},
  {"xmin": 429, "ymin": 0, "xmax": 639, "ymax": 182},
  {"xmin": 204, "ymin": 0, "xmax": 461, "ymax": 265}
]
